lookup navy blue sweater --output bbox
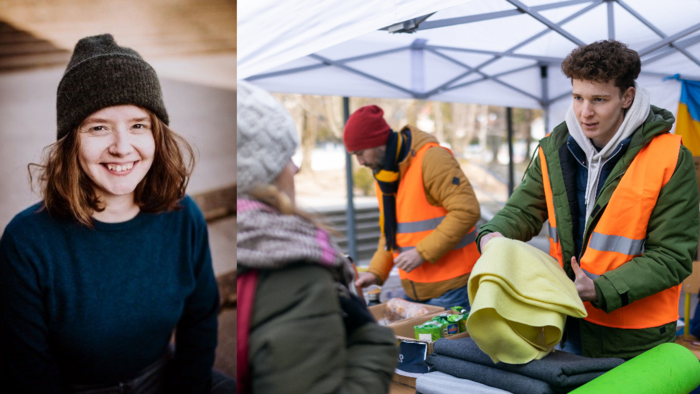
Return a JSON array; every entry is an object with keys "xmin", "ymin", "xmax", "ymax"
[{"xmin": 0, "ymin": 196, "xmax": 219, "ymax": 393}]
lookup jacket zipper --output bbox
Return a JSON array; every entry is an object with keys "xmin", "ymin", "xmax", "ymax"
[
  {"xmin": 410, "ymin": 280, "xmax": 419, "ymax": 301},
  {"xmin": 568, "ymin": 141, "xmax": 625, "ymax": 262}
]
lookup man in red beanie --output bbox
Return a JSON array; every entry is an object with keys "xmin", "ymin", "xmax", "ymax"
[{"xmin": 343, "ymin": 105, "xmax": 481, "ymax": 309}]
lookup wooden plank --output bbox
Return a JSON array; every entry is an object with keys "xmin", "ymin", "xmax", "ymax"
[
  {"xmin": 675, "ymin": 335, "xmax": 700, "ymax": 360},
  {"xmin": 684, "ymin": 261, "xmax": 700, "ymax": 295}
]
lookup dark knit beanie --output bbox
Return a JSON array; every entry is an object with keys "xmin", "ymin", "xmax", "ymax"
[
  {"xmin": 56, "ymin": 34, "xmax": 169, "ymax": 140},
  {"xmin": 343, "ymin": 105, "xmax": 391, "ymax": 152}
]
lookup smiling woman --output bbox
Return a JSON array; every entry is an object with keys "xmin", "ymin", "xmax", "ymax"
[
  {"xmin": 31, "ymin": 104, "xmax": 193, "ymax": 227},
  {"xmin": 0, "ymin": 34, "xmax": 235, "ymax": 393}
]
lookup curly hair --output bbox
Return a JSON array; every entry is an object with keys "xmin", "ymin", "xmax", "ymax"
[
  {"xmin": 561, "ymin": 40, "xmax": 641, "ymax": 94},
  {"xmin": 29, "ymin": 109, "xmax": 195, "ymax": 227}
]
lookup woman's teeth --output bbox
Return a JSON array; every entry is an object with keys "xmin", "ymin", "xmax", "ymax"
[{"xmin": 106, "ymin": 162, "xmax": 134, "ymax": 172}]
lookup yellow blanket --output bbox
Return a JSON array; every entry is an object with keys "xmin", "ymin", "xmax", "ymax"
[{"xmin": 467, "ymin": 238, "xmax": 587, "ymax": 364}]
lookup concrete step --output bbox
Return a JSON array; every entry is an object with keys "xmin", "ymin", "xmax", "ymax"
[
  {"xmin": 335, "ymin": 230, "xmax": 382, "ymax": 246},
  {"xmin": 0, "ymin": 21, "xmax": 69, "ymax": 71},
  {"xmin": 0, "ymin": 0, "xmax": 236, "ymax": 72},
  {"xmin": 323, "ymin": 209, "xmax": 380, "ymax": 225},
  {"xmin": 0, "ymin": 51, "xmax": 70, "ymax": 71},
  {"xmin": 329, "ymin": 220, "xmax": 380, "ymax": 234},
  {"xmin": 0, "ymin": 40, "xmax": 69, "ymax": 57},
  {"xmin": 319, "ymin": 206, "xmax": 382, "ymax": 264}
]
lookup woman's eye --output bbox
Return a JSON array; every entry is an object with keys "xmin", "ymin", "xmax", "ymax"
[
  {"xmin": 133, "ymin": 124, "xmax": 149, "ymax": 130},
  {"xmin": 92, "ymin": 126, "xmax": 106, "ymax": 132}
]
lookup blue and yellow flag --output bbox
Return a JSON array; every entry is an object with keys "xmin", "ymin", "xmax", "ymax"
[{"xmin": 676, "ymin": 79, "xmax": 700, "ymax": 155}]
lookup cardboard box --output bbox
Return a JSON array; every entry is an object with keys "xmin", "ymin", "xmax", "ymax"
[
  {"xmin": 390, "ymin": 310, "xmax": 471, "ymax": 352},
  {"xmin": 368, "ymin": 301, "xmax": 444, "ymax": 324},
  {"xmin": 390, "ymin": 310, "xmax": 471, "ymax": 388}
]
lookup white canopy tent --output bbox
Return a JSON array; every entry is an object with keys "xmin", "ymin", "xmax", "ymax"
[
  {"xmin": 240, "ymin": 0, "xmax": 700, "ymax": 132},
  {"xmin": 239, "ymin": 0, "xmax": 700, "ymax": 259}
]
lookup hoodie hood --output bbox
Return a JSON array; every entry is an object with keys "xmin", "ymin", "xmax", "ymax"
[{"xmin": 565, "ymin": 83, "xmax": 658, "ymax": 227}]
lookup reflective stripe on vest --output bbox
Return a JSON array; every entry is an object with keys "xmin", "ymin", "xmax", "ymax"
[
  {"xmin": 588, "ymin": 232, "xmax": 645, "ymax": 256},
  {"xmin": 541, "ymin": 133, "xmax": 682, "ymax": 329},
  {"xmin": 377, "ymin": 142, "xmax": 480, "ymax": 283},
  {"xmin": 398, "ymin": 228, "xmax": 477, "ymax": 253},
  {"xmin": 538, "ymin": 146, "xmax": 564, "ymax": 268},
  {"xmin": 397, "ymin": 216, "xmax": 446, "ymax": 233},
  {"xmin": 548, "ymin": 222, "xmax": 558, "ymax": 243}
]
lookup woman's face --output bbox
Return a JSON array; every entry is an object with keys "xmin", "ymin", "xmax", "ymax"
[{"xmin": 77, "ymin": 105, "xmax": 156, "ymax": 202}]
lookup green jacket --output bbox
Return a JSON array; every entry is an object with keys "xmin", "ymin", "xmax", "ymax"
[
  {"xmin": 477, "ymin": 106, "xmax": 699, "ymax": 358},
  {"xmin": 248, "ymin": 264, "xmax": 398, "ymax": 393}
]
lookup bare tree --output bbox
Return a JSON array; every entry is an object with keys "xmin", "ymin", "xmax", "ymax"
[
  {"xmin": 434, "ymin": 102, "xmax": 444, "ymax": 143},
  {"xmin": 300, "ymin": 101, "xmax": 319, "ymax": 174},
  {"xmin": 323, "ymin": 96, "xmax": 344, "ymax": 138},
  {"xmin": 450, "ymin": 103, "xmax": 479, "ymax": 154},
  {"xmin": 407, "ymin": 99, "xmax": 419, "ymax": 126},
  {"xmin": 477, "ymin": 104, "xmax": 489, "ymax": 152}
]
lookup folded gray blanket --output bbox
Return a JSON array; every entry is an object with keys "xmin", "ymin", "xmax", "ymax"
[
  {"xmin": 433, "ymin": 337, "xmax": 624, "ymax": 389},
  {"xmin": 426, "ymin": 353, "xmax": 554, "ymax": 394}
]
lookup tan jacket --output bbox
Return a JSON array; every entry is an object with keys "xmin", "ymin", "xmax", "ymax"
[{"xmin": 368, "ymin": 126, "xmax": 481, "ymax": 300}]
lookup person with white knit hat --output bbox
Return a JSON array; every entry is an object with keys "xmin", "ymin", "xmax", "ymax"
[
  {"xmin": 479, "ymin": 40, "xmax": 699, "ymax": 360},
  {"xmin": 236, "ymin": 80, "xmax": 397, "ymax": 394}
]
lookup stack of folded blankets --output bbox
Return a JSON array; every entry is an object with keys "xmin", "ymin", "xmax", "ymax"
[{"xmin": 420, "ymin": 337, "xmax": 625, "ymax": 394}]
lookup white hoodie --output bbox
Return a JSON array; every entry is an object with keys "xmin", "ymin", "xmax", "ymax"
[{"xmin": 564, "ymin": 82, "xmax": 650, "ymax": 227}]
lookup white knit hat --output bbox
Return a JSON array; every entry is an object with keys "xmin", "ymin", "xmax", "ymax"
[{"xmin": 237, "ymin": 81, "xmax": 299, "ymax": 194}]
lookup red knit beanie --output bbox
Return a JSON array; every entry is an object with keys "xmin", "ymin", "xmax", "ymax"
[{"xmin": 343, "ymin": 105, "xmax": 391, "ymax": 152}]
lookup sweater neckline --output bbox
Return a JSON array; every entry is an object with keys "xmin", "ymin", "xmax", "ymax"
[{"xmin": 90, "ymin": 211, "xmax": 152, "ymax": 231}]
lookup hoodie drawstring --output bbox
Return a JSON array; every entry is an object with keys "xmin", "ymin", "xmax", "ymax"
[{"xmin": 585, "ymin": 156, "xmax": 602, "ymax": 208}]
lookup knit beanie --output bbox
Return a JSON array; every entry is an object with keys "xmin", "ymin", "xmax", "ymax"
[
  {"xmin": 343, "ymin": 105, "xmax": 391, "ymax": 152},
  {"xmin": 237, "ymin": 80, "xmax": 299, "ymax": 194},
  {"xmin": 56, "ymin": 34, "xmax": 169, "ymax": 140}
]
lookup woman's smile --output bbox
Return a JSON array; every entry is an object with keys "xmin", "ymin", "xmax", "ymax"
[{"xmin": 102, "ymin": 160, "xmax": 138, "ymax": 176}]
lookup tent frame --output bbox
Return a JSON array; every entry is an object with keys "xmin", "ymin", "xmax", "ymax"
[
  {"xmin": 246, "ymin": 0, "xmax": 700, "ymax": 260},
  {"xmin": 247, "ymin": 0, "xmax": 700, "ymax": 105}
]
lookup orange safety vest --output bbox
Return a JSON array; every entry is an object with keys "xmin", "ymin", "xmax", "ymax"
[
  {"xmin": 376, "ymin": 142, "xmax": 479, "ymax": 283},
  {"xmin": 539, "ymin": 145, "xmax": 564, "ymax": 268},
  {"xmin": 540, "ymin": 133, "xmax": 682, "ymax": 329}
]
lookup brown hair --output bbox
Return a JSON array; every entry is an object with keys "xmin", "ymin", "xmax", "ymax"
[
  {"xmin": 29, "ymin": 109, "xmax": 195, "ymax": 227},
  {"xmin": 561, "ymin": 40, "xmax": 641, "ymax": 95}
]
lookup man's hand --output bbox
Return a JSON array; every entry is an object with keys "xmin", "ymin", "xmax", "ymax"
[
  {"xmin": 355, "ymin": 272, "xmax": 378, "ymax": 288},
  {"xmin": 479, "ymin": 232, "xmax": 504, "ymax": 252},
  {"xmin": 571, "ymin": 256, "xmax": 598, "ymax": 303},
  {"xmin": 394, "ymin": 249, "xmax": 425, "ymax": 273}
]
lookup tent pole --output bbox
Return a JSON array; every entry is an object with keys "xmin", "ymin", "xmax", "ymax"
[
  {"xmin": 607, "ymin": 0, "xmax": 615, "ymax": 40},
  {"xmin": 343, "ymin": 97, "xmax": 357, "ymax": 262},
  {"xmin": 541, "ymin": 65, "xmax": 550, "ymax": 134},
  {"xmin": 507, "ymin": 107, "xmax": 514, "ymax": 197}
]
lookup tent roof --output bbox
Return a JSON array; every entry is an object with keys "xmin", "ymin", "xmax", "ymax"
[{"xmin": 240, "ymin": 0, "xmax": 700, "ymax": 117}]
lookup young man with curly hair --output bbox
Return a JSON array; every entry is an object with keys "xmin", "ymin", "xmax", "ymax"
[{"xmin": 478, "ymin": 40, "xmax": 699, "ymax": 359}]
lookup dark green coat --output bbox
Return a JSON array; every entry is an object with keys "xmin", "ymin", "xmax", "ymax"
[
  {"xmin": 248, "ymin": 264, "xmax": 398, "ymax": 393},
  {"xmin": 477, "ymin": 106, "xmax": 699, "ymax": 358}
]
